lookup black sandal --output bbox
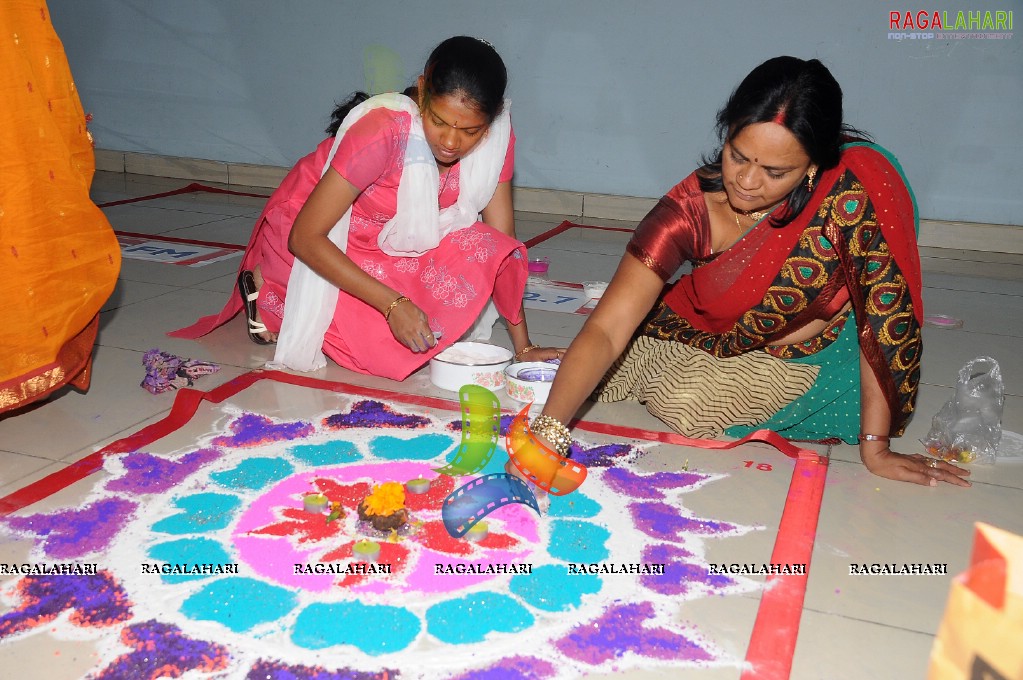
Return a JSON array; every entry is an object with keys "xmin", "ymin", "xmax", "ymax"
[{"xmin": 237, "ymin": 270, "xmax": 274, "ymax": 345}]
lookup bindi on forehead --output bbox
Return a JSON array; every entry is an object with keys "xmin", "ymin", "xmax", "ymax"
[{"xmin": 430, "ymin": 102, "xmax": 485, "ymax": 131}]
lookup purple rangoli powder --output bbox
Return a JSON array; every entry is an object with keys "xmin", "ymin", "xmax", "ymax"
[
  {"xmin": 447, "ymin": 414, "xmax": 516, "ymax": 434},
  {"xmin": 568, "ymin": 442, "xmax": 638, "ymax": 468},
  {"xmin": 246, "ymin": 660, "xmax": 397, "ymax": 679},
  {"xmin": 603, "ymin": 468, "xmax": 709, "ymax": 498},
  {"xmin": 0, "ymin": 571, "xmax": 132, "ymax": 637},
  {"xmin": 4, "ymin": 497, "xmax": 137, "ymax": 560},
  {"xmin": 640, "ymin": 544, "xmax": 735, "ymax": 596},
  {"xmin": 324, "ymin": 400, "xmax": 431, "ymax": 430},
  {"xmin": 105, "ymin": 448, "xmax": 221, "ymax": 494},
  {"xmin": 555, "ymin": 601, "xmax": 712, "ymax": 664},
  {"xmin": 630, "ymin": 501, "xmax": 736, "ymax": 542},
  {"xmin": 94, "ymin": 620, "xmax": 230, "ymax": 678},
  {"xmin": 451, "ymin": 656, "xmax": 557, "ymax": 679},
  {"xmin": 211, "ymin": 413, "xmax": 314, "ymax": 448}
]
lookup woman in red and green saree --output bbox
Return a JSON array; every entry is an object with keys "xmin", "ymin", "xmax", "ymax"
[{"xmin": 529, "ymin": 56, "xmax": 970, "ymax": 488}]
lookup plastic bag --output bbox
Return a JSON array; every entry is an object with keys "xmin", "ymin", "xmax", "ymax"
[{"xmin": 922, "ymin": 357, "xmax": 1003, "ymax": 464}]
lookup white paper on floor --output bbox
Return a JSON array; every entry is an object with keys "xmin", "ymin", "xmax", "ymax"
[
  {"xmin": 117, "ymin": 234, "xmax": 243, "ymax": 267},
  {"xmin": 522, "ymin": 278, "xmax": 595, "ymax": 314}
]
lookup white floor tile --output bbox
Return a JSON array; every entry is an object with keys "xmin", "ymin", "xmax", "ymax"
[
  {"xmin": 0, "ymin": 451, "xmax": 58, "ymax": 490},
  {"xmin": 100, "ymin": 204, "xmax": 236, "ymax": 235}
]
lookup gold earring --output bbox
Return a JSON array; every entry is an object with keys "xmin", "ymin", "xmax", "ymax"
[{"xmin": 806, "ymin": 167, "xmax": 817, "ymax": 192}]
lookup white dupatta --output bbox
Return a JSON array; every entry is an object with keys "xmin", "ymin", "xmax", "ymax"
[{"xmin": 271, "ymin": 93, "xmax": 511, "ymax": 372}]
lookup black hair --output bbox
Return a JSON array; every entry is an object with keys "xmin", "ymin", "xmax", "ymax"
[
  {"xmin": 696, "ymin": 56, "xmax": 868, "ymax": 227},
  {"xmin": 326, "ymin": 91, "xmax": 370, "ymax": 136},
  {"xmin": 420, "ymin": 36, "xmax": 506, "ymax": 121},
  {"xmin": 325, "ymin": 36, "xmax": 506, "ymax": 136}
]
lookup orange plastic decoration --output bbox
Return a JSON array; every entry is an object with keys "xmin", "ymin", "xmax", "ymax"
[{"xmin": 505, "ymin": 403, "xmax": 587, "ymax": 496}]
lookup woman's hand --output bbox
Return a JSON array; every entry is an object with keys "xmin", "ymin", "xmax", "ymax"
[
  {"xmin": 385, "ymin": 298, "xmax": 437, "ymax": 353},
  {"xmin": 514, "ymin": 345, "xmax": 564, "ymax": 363},
  {"xmin": 860, "ymin": 446, "xmax": 972, "ymax": 488}
]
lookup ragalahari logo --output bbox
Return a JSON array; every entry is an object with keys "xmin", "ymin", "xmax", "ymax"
[{"xmin": 888, "ymin": 8, "xmax": 1013, "ymax": 40}]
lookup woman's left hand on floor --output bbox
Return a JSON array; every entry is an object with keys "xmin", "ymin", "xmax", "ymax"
[{"xmin": 861, "ymin": 447, "xmax": 972, "ymax": 488}]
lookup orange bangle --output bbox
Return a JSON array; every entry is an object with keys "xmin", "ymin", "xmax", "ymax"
[{"xmin": 383, "ymin": 295, "xmax": 410, "ymax": 321}]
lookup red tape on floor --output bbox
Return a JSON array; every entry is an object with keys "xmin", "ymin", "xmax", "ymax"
[
  {"xmin": 96, "ymin": 182, "xmax": 270, "ymax": 208},
  {"xmin": 114, "ymin": 230, "xmax": 244, "ymax": 252},
  {"xmin": 523, "ymin": 220, "xmax": 633, "ymax": 248},
  {"xmin": 0, "ymin": 369, "xmax": 826, "ymax": 678}
]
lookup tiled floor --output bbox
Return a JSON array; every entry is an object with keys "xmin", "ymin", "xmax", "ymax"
[{"xmin": 1, "ymin": 170, "xmax": 1022, "ymax": 678}]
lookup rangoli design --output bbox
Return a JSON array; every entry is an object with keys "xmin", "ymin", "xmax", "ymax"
[{"xmin": 1, "ymin": 395, "xmax": 761, "ymax": 678}]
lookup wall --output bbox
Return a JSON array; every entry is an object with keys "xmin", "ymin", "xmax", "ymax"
[{"xmin": 48, "ymin": 0, "xmax": 1023, "ymax": 225}]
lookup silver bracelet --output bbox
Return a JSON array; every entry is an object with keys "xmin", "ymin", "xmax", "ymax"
[{"xmin": 859, "ymin": 433, "xmax": 890, "ymax": 443}]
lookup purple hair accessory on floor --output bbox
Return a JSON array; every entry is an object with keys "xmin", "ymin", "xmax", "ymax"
[{"xmin": 141, "ymin": 349, "xmax": 220, "ymax": 394}]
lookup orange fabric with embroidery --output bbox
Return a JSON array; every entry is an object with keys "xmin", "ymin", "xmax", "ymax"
[{"xmin": 0, "ymin": 0, "xmax": 120, "ymax": 413}]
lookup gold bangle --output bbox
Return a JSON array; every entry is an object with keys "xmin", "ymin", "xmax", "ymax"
[
  {"xmin": 515, "ymin": 344, "xmax": 541, "ymax": 361},
  {"xmin": 383, "ymin": 295, "xmax": 411, "ymax": 322},
  {"xmin": 530, "ymin": 414, "xmax": 572, "ymax": 456},
  {"xmin": 859, "ymin": 433, "xmax": 890, "ymax": 443}
]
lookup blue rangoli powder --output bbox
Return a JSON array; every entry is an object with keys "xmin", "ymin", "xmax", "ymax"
[
  {"xmin": 181, "ymin": 578, "xmax": 295, "ymax": 633},
  {"xmin": 210, "ymin": 457, "xmax": 294, "ymax": 491},
  {"xmin": 547, "ymin": 491, "xmax": 601, "ymax": 518},
  {"xmin": 147, "ymin": 538, "xmax": 233, "ymax": 583},
  {"xmin": 150, "ymin": 493, "xmax": 240, "ymax": 535},
  {"xmin": 369, "ymin": 433, "xmax": 454, "ymax": 460},
  {"xmin": 426, "ymin": 592, "xmax": 533, "ymax": 644},
  {"xmin": 547, "ymin": 520, "xmax": 610, "ymax": 563},
  {"xmin": 291, "ymin": 602, "xmax": 420, "ymax": 654},
  {"xmin": 289, "ymin": 441, "xmax": 362, "ymax": 466},
  {"xmin": 509, "ymin": 565, "xmax": 601, "ymax": 612}
]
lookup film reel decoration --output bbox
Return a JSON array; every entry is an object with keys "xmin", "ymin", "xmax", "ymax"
[
  {"xmin": 441, "ymin": 473, "xmax": 540, "ymax": 538},
  {"xmin": 436, "ymin": 389, "xmax": 589, "ymax": 538},
  {"xmin": 506, "ymin": 403, "xmax": 588, "ymax": 495},
  {"xmin": 433, "ymin": 385, "xmax": 502, "ymax": 477}
]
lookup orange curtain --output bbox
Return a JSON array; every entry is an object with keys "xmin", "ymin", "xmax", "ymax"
[{"xmin": 0, "ymin": 0, "xmax": 120, "ymax": 413}]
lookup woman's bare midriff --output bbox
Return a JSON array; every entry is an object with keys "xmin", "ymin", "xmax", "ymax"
[{"xmin": 771, "ymin": 299, "xmax": 852, "ymax": 346}]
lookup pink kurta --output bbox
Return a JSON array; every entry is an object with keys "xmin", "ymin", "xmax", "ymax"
[{"xmin": 171, "ymin": 108, "xmax": 527, "ymax": 380}]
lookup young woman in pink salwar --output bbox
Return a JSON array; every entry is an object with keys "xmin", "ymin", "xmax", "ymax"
[{"xmin": 172, "ymin": 37, "xmax": 559, "ymax": 379}]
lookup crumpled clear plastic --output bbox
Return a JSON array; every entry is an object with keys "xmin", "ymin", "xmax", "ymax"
[{"xmin": 922, "ymin": 356, "xmax": 1003, "ymax": 464}]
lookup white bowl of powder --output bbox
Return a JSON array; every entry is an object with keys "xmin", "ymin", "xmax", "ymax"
[{"xmin": 429, "ymin": 342, "xmax": 513, "ymax": 392}]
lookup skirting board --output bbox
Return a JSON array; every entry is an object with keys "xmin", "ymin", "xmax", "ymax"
[{"xmin": 94, "ymin": 149, "xmax": 1023, "ymax": 254}]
